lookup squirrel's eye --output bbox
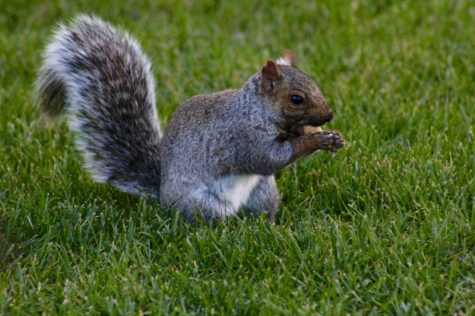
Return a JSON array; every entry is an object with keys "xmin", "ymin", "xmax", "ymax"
[{"xmin": 290, "ymin": 94, "xmax": 304, "ymax": 105}]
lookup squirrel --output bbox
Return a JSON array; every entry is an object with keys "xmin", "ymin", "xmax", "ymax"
[{"xmin": 36, "ymin": 15, "xmax": 345, "ymax": 222}]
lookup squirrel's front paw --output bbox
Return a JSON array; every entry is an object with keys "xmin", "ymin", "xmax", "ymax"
[{"xmin": 313, "ymin": 130, "xmax": 345, "ymax": 153}]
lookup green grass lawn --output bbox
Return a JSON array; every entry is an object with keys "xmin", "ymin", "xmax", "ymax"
[{"xmin": 1, "ymin": 0, "xmax": 474, "ymax": 314}]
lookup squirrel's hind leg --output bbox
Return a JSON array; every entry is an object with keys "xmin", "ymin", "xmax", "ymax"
[
  {"xmin": 162, "ymin": 184, "xmax": 229, "ymax": 222},
  {"xmin": 242, "ymin": 176, "xmax": 279, "ymax": 222},
  {"xmin": 162, "ymin": 178, "xmax": 279, "ymax": 223}
]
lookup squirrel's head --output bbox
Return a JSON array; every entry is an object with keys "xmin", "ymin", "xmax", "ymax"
[{"xmin": 259, "ymin": 50, "xmax": 333, "ymax": 128}]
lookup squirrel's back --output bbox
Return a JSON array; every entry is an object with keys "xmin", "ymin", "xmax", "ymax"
[{"xmin": 36, "ymin": 15, "xmax": 162, "ymax": 196}]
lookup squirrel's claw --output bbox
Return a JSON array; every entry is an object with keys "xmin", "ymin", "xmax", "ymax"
[{"xmin": 313, "ymin": 130, "xmax": 345, "ymax": 153}]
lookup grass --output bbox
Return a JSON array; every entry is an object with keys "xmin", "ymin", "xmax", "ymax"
[{"xmin": 0, "ymin": 0, "xmax": 474, "ymax": 314}]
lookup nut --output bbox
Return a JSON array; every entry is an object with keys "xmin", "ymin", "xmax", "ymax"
[{"xmin": 302, "ymin": 125, "xmax": 323, "ymax": 134}]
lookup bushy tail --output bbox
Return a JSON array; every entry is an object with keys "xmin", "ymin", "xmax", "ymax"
[{"xmin": 36, "ymin": 15, "xmax": 162, "ymax": 197}]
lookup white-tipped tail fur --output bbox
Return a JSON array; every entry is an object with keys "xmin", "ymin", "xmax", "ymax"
[{"xmin": 36, "ymin": 15, "xmax": 162, "ymax": 197}]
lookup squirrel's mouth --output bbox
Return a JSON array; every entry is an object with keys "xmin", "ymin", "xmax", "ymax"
[
  {"xmin": 294, "ymin": 121, "xmax": 324, "ymax": 130},
  {"xmin": 280, "ymin": 117, "xmax": 330, "ymax": 139},
  {"xmin": 303, "ymin": 117, "xmax": 331, "ymax": 127}
]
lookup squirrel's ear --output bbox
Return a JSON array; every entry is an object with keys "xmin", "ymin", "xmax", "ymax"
[
  {"xmin": 276, "ymin": 49, "xmax": 297, "ymax": 67},
  {"xmin": 261, "ymin": 60, "xmax": 281, "ymax": 80},
  {"xmin": 261, "ymin": 60, "xmax": 281, "ymax": 94}
]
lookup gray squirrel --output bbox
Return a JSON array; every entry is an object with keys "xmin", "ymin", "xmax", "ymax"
[{"xmin": 36, "ymin": 15, "xmax": 345, "ymax": 222}]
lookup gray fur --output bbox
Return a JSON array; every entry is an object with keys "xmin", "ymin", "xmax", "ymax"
[
  {"xmin": 160, "ymin": 77, "xmax": 291, "ymax": 220},
  {"xmin": 243, "ymin": 176, "xmax": 279, "ymax": 221},
  {"xmin": 36, "ymin": 15, "xmax": 162, "ymax": 197},
  {"xmin": 36, "ymin": 16, "xmax": 342, "ymax": 221}
]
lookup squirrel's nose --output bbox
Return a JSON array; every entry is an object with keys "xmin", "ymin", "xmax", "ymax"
[{"xmin": 324, "ymin": 111, "xmax": 334, "ymax": 123}]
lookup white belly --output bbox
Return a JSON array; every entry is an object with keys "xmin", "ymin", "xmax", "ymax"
[{"xmin": 214, "ymin": 175, "xmax": 261, "ymax": 215}]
